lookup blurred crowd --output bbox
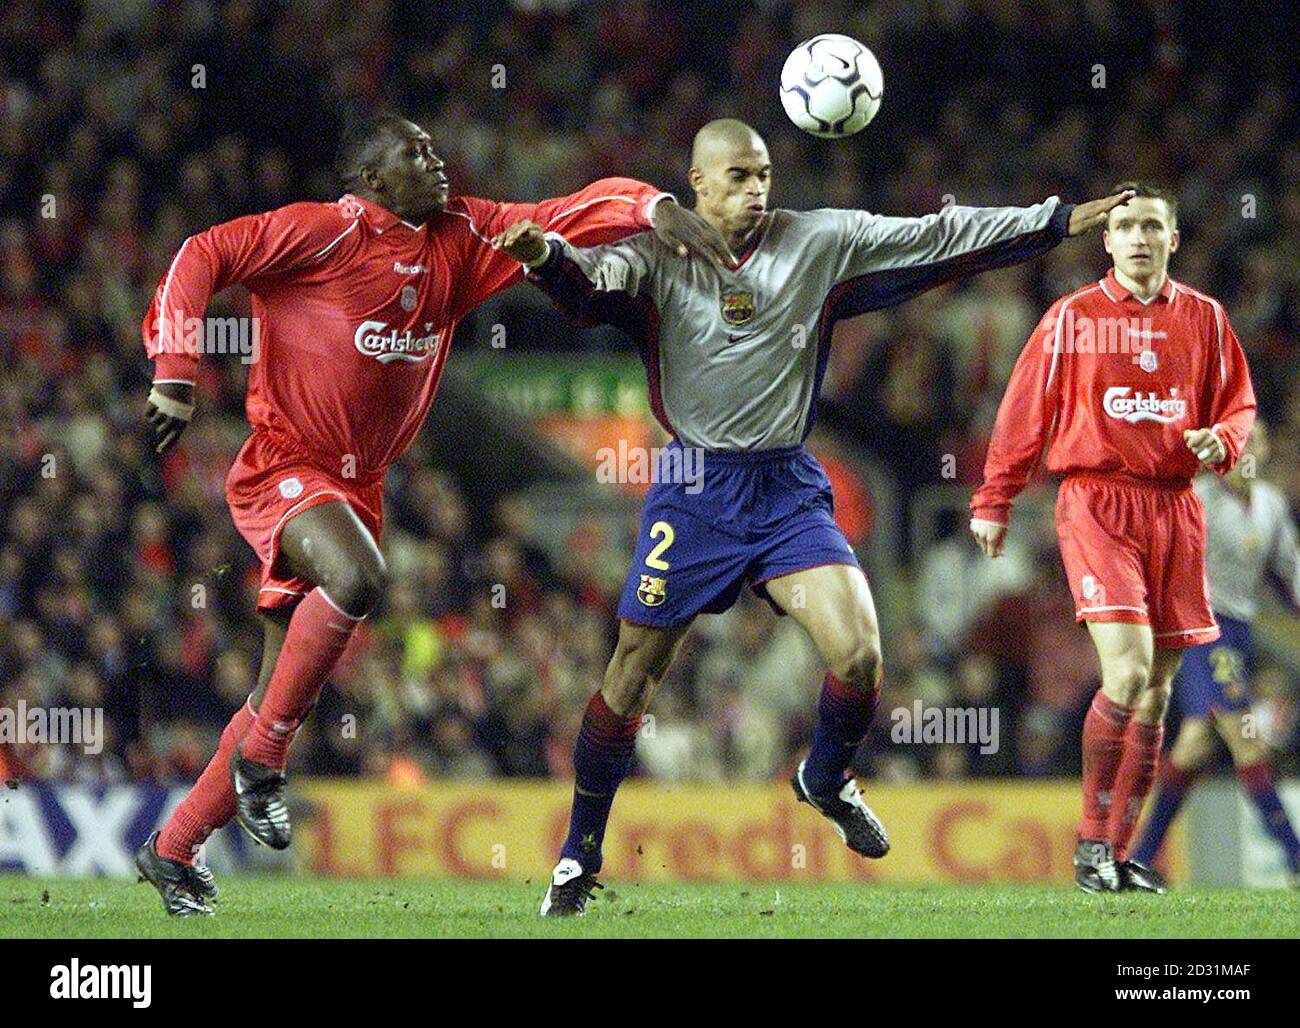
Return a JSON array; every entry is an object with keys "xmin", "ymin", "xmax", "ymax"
[{"xmin": 2, "ymin": 0, "xmax": 1298, "ymax": 785}]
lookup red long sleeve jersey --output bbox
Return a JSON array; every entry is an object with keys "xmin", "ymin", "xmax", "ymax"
[
  {"xmin": 971, "ymin": 269, "xmax": 1256, "ymax": 525},
  {"xmin": 143, "ymin": 180, "xmax": 666, "ymax": 480}
]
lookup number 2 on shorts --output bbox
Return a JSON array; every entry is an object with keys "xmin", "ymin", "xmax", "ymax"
[{"xmin": 645, "ymin": 520, "xmax": 675, "ymax": 570}]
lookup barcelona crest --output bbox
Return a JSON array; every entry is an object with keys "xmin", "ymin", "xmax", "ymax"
[
  {"xmin": 637, "ymin": 574, "xmax": 667, "ymax": 607},
  {"xmin": 720, "ymin": 290, "xmax": 755, "ymax": 326}
]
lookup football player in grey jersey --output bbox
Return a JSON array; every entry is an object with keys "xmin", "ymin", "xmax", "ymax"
[{"xmin": 494, "ymin": 118, "xmax": 1133, "ymax": 915}]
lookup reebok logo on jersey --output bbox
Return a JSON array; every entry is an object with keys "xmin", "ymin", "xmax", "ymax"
[
  {"xmin": 393, "ymin": 261, "xmax": 427, "ymax": 275},
  {"xmin": 1102, "ymin": 386, "xmax": 1188, "ymax": 424},
  {"xmin": 354, "ymin": 320, "xmax": 441, "ymax": 364}
]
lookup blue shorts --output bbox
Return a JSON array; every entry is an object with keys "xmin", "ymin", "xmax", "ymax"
[
  {"xmin": 1174, "ymin": 613, "xmax": 1254, "ymax": 718},
  {"xmin": 617, "ymin": 443, "xmax": 860, "ymax": 627}
]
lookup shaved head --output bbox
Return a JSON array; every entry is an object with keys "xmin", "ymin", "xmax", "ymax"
[
  {"xmin": 690, "ymin": 119, "xmax": 766, "ymax": 170},
  {"xmin": 688, "ymin": 119, "xmax": 771, "ymax": 256}
]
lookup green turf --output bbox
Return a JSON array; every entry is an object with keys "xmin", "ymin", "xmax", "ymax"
[{"xmin": 3, "ymin": 875, "xmax": 1299, "ymax": 938}]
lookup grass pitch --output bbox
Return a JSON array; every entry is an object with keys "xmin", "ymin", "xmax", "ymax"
[{"xmin": 3, "ymin": 875, "xmax": 1298, "ymax": 938}]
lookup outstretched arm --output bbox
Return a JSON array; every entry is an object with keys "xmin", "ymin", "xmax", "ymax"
[
  {"xmin": 823, "ymin": 190, "xmax": 1133, "ymax": 317},
  {"xmin": 450, "ymin": 179, "xmax": 728, "ymax": 317},
  {"xmin": 493, "ymin": 219, "xmax": 654, "ymax": 334}
]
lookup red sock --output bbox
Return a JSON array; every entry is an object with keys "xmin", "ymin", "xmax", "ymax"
[
  {"xmin": 240, "ymin": 588, "xmax": 363, "ymax": 770},
  {"xmin": 156, "ymin": 702, "xmax": 256, "ymax": 864},
  {"xmin": 1109, "ymin": 718, "xmax": 1164, "ymax": 861},
  {"xmin": 1079, "ymin": 690, "xmax": 1134, "ymax": 841}
]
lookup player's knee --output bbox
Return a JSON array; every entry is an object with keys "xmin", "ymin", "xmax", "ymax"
[
  {"xmin": 1173, "ymin": 719, "xmax": 1214, "ymax": 768},
  {"xmin": 1139, "ymin": 680, "xmax": 1173, "ymax": 721},
  {"xmin": 830, "ymin": 636, "xmax": 883, "ymax": 694},
  {"xmin": 1104, "ymin": 658, "xmax": 1151, "ymax": 706},
  {"xmin": 1220, "ymin": 714, "xmax": 1265, "ymax": 764},
  {"xmin": 1228, "ymin": 734, "xmax": 1266, "ymax": 766},
  {"xmin": 325, "ymin": 555, "xmax": 389, "ymax": 617}
]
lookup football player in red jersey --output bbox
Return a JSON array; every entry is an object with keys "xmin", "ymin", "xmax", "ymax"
[
  {"xmin": 134, "ymin": 113, "xmax": 730, "ymax": 915},
  {"xmin": 970, "ymin": 182, "xmax": 1256, "ymax": 893}
]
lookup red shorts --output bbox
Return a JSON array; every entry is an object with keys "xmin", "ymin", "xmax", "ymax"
[
  {"xmin": 226, "ymin": 431, "xmax": 384, "ymax": 612},
  {"xmin": 1054, "ymin": 474, "xmax": 1219, "ymax": 649}
]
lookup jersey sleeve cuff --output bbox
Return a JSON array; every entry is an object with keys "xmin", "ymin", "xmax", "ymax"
[
  {"xmin": 1049, "ymin": 199, "xmax": 1073, "ymax": 242},
  {"xmin": 642, "ymin": 192, "xmax": 675, "ymax": 228},
  {"xmin": 524, "ymin": 235, "xmax": 567, "ymax": 278},
  {"xmin": 1207, "ymin": 424, "xmax": 1236, "ymax": 471},
  {"xmin": 522, "ymin": 240, "xmax": 555, "ymax": 270},
  {"xmin": 152, "ymin": 350, "xmax": 201, "ymax": 382},
  {"xmin": 970, "ymin": 512, "xmax": 1009, "ymax": 529}
]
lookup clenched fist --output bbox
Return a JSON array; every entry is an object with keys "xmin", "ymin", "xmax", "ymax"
[
  {"xmin": 970, "ymin": 517, "xmax": 1008, "ymax": 558},
  {"xmin": 1184, "ymin": 427, "xmax": 1226, "ymax": 466}
]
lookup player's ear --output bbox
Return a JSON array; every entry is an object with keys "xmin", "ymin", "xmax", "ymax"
[
  {"xmin": 1102, "ymin": 228, "xmax": 1112, "ymax": 256},
  {"xmin": 1168, "ymin": 227, "xmax": 1180, "ymax": 254},
  {"xmin": 360, "ymin": 164, "xmax": 385, "ymax": 196},
  {"xmin": 687, "ymin": 165, "xmax": 705, "ymax": 198}
]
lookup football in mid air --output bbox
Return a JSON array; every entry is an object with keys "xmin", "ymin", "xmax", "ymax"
[{"xmin": 779, "ymin": 34, "xmax": 883, "ymax": 139}]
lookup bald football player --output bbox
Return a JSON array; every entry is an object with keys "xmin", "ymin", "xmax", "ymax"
[{"xmin": 497, "ymin": 118, "xmax": 1131, "ymax": 915}]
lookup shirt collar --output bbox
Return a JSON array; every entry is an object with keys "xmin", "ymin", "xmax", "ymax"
[
  {"xmin": 338, "ymin": 194, "xmax": 426, "ymax": 235},
  {"xmin": 1102, "ymin": 267, "xmax": 1175, "ymax": 305}
]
